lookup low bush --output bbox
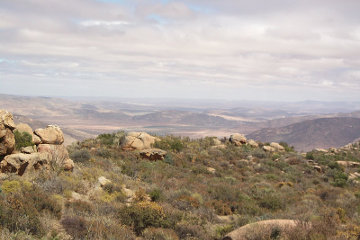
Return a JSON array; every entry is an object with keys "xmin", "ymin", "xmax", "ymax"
[
  {"xmin": 149, "ymin": 188, "xmax": 163, "ymax": 202},
  {"xmin": 14, "ymin": 130, "xmax": 34, "ymax": 150},
  {"xmin": 118, "ymin": 201, "xmax": 168, "ymax": 235},
  {"xmin": 142, "ymin": 227, "xmax": 179, "ymax": 240},
  {"xmin": 61, "ymin": 215, "xmax": 88, "ymax": 239},
  {"xmin": 70, "ymin": 149, "xmax": 91, "ymax": 163}
]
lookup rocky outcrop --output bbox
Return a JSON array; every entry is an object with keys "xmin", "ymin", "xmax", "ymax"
[
  {"xmin": 63, "ymin": 158, "xmax": 74, "ymax": 171},
  {"xmin": 122, "ymin": 132, "xmax": 156, "ymax": 151},
  {"xmin": 270, "ymin": 142, "xmax": 285, "ymax": 152},
  {"xmin": 207, "ymin": 167, "xmax": 216, "ymax": 174},
  {"xmin": 37, "ymin": 144, "xmax": 69, "ymax": 163},
  {"xmin": 229, "ymin": 134, "xmax": 247, "ymax": 146},
  {"xmin": 248, "ymin": 139, "xmax": 259, "ymax": 148},
  {"xmin": 262, "ymin": 142, "xmax": 285, "ymax": 152},
  {"xmin": 336, "ymin": 161, "xmax": 360, "ymax": 168},
  {"xmin": 34, "ymin": 125, "xmax": 64, "ymax": 145},
  {"xmin": 98, "ymin": 176, "xmax": 111, "ymax": 187},
  {"xmin": 0, "ymin": 110, "xmax": 16, "ymax": 157},
  {"xmin": 263, "ymin": 145, "xmax": 275, "ymax": 152},
  {"xmin": 21, "ymin": 145, "xmax": 37, "ymax": 154},
  {"xmin": 223, "ymin": 219, "xmax": 299, "ymax": 240},
  {"xmin": 140, "ymin": 148, "xmax": 167, "ymax": 161},
  {"xmin": 0, "ymin": 110, "xmax": 74, "ymax": 177},
  {"xmin": 0, "ymin": 152, "xmax": 51, "ymax": 176},
  {"xmin": 0, "ymin": 110, "xmax": 16, "ymax": 130}
]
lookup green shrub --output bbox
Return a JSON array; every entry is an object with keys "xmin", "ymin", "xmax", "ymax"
[
  {"xmin": 95, "ymin": 148, "xmax": 112, "ymax": 158},
  {"xmin": 279, "ymin": 142, "xmax": 294, "ymax": 152},
  {"xmin": 118, "ymin": 201, "xmax": 168, "ymax": 235},
  {"xmin": 253, "ymin": 148, "xmax": 267, "ymax": 159},
  {"xmin": 149, "ymin": 188, "xmax": 163, "ymax": 202},
  {"xmin": 0, "ymin": 191, "xmax": 46, "ymax": 237},
  {"xmin": 97, "ymin": 133, "xmax": 116, "ymax": 146},
  {"xmin": 328, "ymin": 169, "xmax": 348, "ymax": 187},
  {"xmin": 70, "ymin": 149, "xmax": 91, "ymax": 163},
  {"xmin": 306, "ymin": 152, "xmax": 315, "ymax": 160},
  {"xmin": 1, "ymin": 180, "xmax": 21, "ymax": 194},
  {"xmin": 153, "ymin": 136, "xmax": 184, "ymax": 152},
  {"xmin": 164, "ymin": 154, "xmax": 174, "ymax": 165},
  {"xmin": 14, "ymin": 130, "xmax": 34, "ymax": 150}
]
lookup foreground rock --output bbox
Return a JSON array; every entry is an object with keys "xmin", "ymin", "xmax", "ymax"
[
  {"xmin": 263, "ymin": 145, "xmax": 275, "ymax": 152},
  {"xmin": 223, "ymin": 219, "xmax": 298, "ymax": 240},
  {"xmin": 0, "ymin": 112, "xmax": 74, "ymax": 177},
  {"xmin": 62, "ymin": 158, "xmax": 74, "ymax": 171},
  {"xmin": 34, "ymin": 125, "xmax": 64, "ymax": 144},
  {"xmin": 122, "ymin": 132, "xmax": 156, "ymax": 150},
  {"xmin": 247, "ymin": 139, "xmax": 259, "ymax": 148},
  {"xmin": 0, "ymin": 110, "xmax": 16, "ymax": 130},
  {"xmin": 336, "ymin": 161, "xmax": 360, "ymax": 168},
  {"xmin": 0, "ymin": 152, "xmax": 51, "ymax": 176},
  {"xmin": 229, "ymin": 134, "xmax": 247, "ymax": 146},
  {"xmin": 98, "ymin": 176, "xmax": 111, "ymax": 187},
  {"xmin": 270, "ymin": 142, "xmax": 285, "ymax": 152},
  {"xmin": 140, "ymin": 148, "xmax": 167, "ymax": 161},
  {"xmin": 0, "ymin": 110, "xmax": 16, "ymax": 157}
]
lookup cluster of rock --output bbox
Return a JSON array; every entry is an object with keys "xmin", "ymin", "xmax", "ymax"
[
  {"xmin": 121, "ymin": 132, "xmax": 167, "ymax": 161},
  {"xmin": 227, "ymin": 133, "xmax": 285, "ymax": 152},
  {"xmin": 263, "ymin": 142, "xmax": 285, "ymax": 152},
  {"xmin": 0, "ymin": 110, "xmax": 74, "ymax": 178}
]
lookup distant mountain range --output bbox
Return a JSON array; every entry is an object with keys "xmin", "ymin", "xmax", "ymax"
[
  {"xmin": 247, "ymin": 117, "xmax": 360, "ymax": 151},
  {"xmin": 1, "ymin": 94, "xmax": 360, "ymax": 149}
]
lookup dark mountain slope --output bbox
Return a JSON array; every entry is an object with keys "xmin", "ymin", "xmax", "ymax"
[{"xmin": 247, "ymin": 117, "xmax": 360, "ymax": 151}]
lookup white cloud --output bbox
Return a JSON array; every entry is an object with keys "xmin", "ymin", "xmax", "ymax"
[{"xmin": 0, "ymin": 0, "xmax": 359, "ymax": 101}]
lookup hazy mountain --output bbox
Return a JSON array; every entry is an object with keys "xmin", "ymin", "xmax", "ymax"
[
  {"xmin": 247, "ymin": 117, "xmax": 360, "ymax": 151},
  {"xmin": 2, "ymin": 94, "xmax": 360, "ymax": 147}
]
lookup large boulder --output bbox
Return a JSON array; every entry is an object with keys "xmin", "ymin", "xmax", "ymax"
[
  {"xmin": 229, "ymin": 133, "xmax": 247, "ymax": 146},
  {"xmin": 34, "ymin": 125, "xmax": 64, "ymax": 145},
  {"xmin": 248, "ymin": 139, "xmax": 259, "ymax": 148},
  {"xmin": 223, "ymin": 219, "xmax": 298, "ymax": 240},
  {"xmin": 270, "ymin": 142, "xmax": 285, "ymax": 152},
  {"xmin": 336, "ymin": 161, "xmax": 360, "ymax": 168},
  {"xmin": 139, "ymin": 148, "xmax": 167, "ymax": 161},
  {"xmin": 122, "ymin": 132, "xmax": 156, "ymax": 151},
  {"xmin": 0, "ymin": 152, "xmax": 51, "ymax": 176},
  {"xmin": 0, "ymin": 110, "xmax": 16, "ymax": 157},
  {"xmin": 263, "ymin": 145, "xmax": 275, "ymax": 152},
  {"xmin": 0, "ymin": 110, "xmax": 16, "ymax": 130},
  {"xmin": 37, "ymin": 144, "xmax": 70, "ymax": 166},
  {"xmin": 0, "ymin": 128, "xmax": 15, "ymax": 156},
  {"xmin": 63, "ymin": 158, "xmax": 74, "ymax": 171}
]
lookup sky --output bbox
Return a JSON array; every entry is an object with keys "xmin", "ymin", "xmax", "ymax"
[{"xmin": 0, "ymin": 0, "xmax": 360, "ymax": 101}]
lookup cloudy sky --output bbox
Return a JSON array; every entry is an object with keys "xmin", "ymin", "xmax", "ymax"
[{"xmin": 0, "ymin": 0, "xmax": 360, "ymax": 101}]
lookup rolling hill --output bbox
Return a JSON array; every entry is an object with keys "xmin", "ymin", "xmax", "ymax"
[{"xmin": 247, "ymin": 117, "xmax": 360, "ymax": 151}]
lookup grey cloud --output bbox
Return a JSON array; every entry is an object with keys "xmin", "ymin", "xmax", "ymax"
[{"xmin": 0, "ymin": 0, "xmax": 359, "ymax": 101}]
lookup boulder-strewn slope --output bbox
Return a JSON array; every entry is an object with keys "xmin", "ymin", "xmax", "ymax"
[
  {"xmin": 247, "ymin": 117, "xmax": 360, "ymax": 151},
  {"xmin": 1, "ymin": 110, "xmax": 360, "ymax": 239}
]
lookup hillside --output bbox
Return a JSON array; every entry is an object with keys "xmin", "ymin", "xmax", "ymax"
[
  {"xmin": 1, "ymin": 109, "xmax": 360, "ymax": 239},
  {"xmin": 247, "ymin": 117, "xmax": 360, "ymax": 151}
]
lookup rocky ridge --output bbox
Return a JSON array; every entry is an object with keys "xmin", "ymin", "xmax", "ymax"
[{"xmin": 0, "ymin": 110, "xmax": 74, "ymax": 178}]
